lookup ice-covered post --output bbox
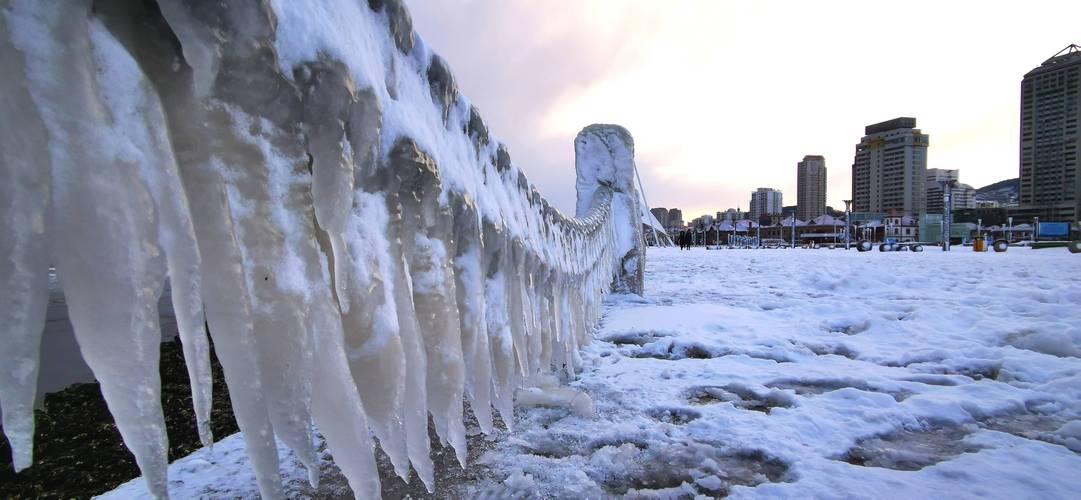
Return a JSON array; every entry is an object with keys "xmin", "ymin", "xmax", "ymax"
[{"xmin": 574, "ymin": 124, "xmax": 645, "ymax": 295}]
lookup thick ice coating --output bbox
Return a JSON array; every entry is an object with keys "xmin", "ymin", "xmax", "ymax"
[{"xmin": 0, "ymin": 0, "xmax": 645, "ymax": 498}]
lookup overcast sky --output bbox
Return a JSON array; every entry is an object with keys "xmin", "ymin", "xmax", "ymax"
[{"xmin": 409, "ymin": 0, "xmax": 1081, "ymax": 219}]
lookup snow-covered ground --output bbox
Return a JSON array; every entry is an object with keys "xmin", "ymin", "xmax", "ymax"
[
  {"xmin": 473, "ymin": 247, "xmax": 1081, "ymax": 498},
  {"xmin": 104, "ymin": 247, "xmax": 1081, "ymax": 498}
]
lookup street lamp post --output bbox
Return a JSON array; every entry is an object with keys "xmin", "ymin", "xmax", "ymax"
[
  {"xmin": 940, "ymin": 180, "xmax": 954, "ymax": 251},
  {"xmin": 843, "ymin": 199, "xmax": 853, "ymax": 250},
  {"xmin": 791, "ymin": 217, "xmax": 796, "ymax": 248}
]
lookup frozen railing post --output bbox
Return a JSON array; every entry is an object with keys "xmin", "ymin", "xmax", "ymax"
[
  {"xmin": 0, "ymin": 0, "xmax": 647, "ymax": 498},
  {"xmin": 574, "ymin": 125, "xmax": 646, "ymax": 295}
]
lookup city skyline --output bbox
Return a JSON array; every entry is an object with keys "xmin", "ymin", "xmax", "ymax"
[{"xmin": 409, "ymin": 1, "xmax": 1081, "ymax": 218}]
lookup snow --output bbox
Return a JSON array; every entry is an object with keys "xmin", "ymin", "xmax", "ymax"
[
  {"xmin": 103, "ymin": 247, "xmax": 1081, "ymax": 498},
  {"xmin": 99, "ymin": 430, "xmax": 314, "ymax": 500},
  {"xmin": 464, "ymin": 247, "xmax": 1081, "ymax": 498}
]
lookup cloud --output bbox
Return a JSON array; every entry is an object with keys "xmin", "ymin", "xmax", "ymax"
[{"xmin": 409, "ymin": 0, "xmax": 668, "ymax": 212}]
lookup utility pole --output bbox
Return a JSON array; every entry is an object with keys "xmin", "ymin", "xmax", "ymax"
[{"xmin": 843, "ymin": 199, "xmax": 853, "ymax": 250}]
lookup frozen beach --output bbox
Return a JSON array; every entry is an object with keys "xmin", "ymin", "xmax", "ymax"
[{"xmin": 106, "ymin": 246, "xmax": 1081, "ymax": 498}]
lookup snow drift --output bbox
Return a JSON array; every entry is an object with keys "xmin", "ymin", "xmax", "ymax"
[{"xmin": 0, "ymin": 0, "xmax": 645, "ymax": 498}]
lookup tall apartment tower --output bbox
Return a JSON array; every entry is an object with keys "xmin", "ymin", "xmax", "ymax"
[
  {"xmin": 749, "ymin": 188, "xmax": 783, "ymax": 220},
  {"xmin": 851, "ymin": 117, "xmax": 929, "ymax": 215},
  {"xmin": 650, "ymin": 207, "xmax": 669, "ymax": 228},
  {"xmin": 667, "ymin": 208, "xmax": 684, "ymax": 228},
  {"xmin": 797, "ymin": 155, "xmax": 827, "ymax": 221},
  {"xmin": 1019, "ymin": 44, "xmax": 1081, "ymax": 221}
]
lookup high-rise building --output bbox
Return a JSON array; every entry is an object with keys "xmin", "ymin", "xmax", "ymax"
[
  {"xmin": 749, "ymin": 188, "xmax": 783, "ymax": 220},
  {"xmin": 719, "ymin": 207, "xmax": 743, "ymax": 221},
  {"xmin": 925, "ymin": 169, "xmax": 976, "ymax": 214},
  {"xmin": 926, "ymin": 168, "xmax": 959, "ymax": 185},
  {"xmin": 692, "ymin": 214, "xmax": 715, "ymax": 229},
  {"xmin": 667, "ymin": 208, "xmax": 684, "ymax": 228},
  {"xmin": 650, "ymin": 207, "xmax": 669, "ymax": 228},
  {"xmin": 1019, "ymin": 44, "xmax": 1081, "ymax": 221},
  {"xmin": 797, "ymin": 155, "xmax": 827, "ymax": 221},
  {"xmin": 851, "ymin": 117, "xmax": 929, "ymax": 216}
]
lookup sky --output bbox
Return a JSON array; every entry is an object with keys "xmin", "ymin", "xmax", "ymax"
[{"xmin": 409, "ymin": 0, "xmax": 1081, "ymax": 219}]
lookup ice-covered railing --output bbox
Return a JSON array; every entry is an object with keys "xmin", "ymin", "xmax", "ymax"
[{"xmin": 0, "ymin": 0, "xmax": 645, "ymax": 498}]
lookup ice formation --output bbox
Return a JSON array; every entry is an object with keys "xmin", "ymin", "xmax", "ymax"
[{"xmin": 0, "ymin": 0, "xmax": 645, "ymax": 498}]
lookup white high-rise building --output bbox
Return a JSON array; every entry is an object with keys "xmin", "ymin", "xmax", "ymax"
[
  {"xmin": 749, "ymin": 188, "xmax": 783, "ymax": 220},
  {"xmin": 719, "ymin": 207, "xmax": 743, "ymax": 221},
  {"xmin": 852, "ymin": 117, "xmax": 929, "ymax": 215}
]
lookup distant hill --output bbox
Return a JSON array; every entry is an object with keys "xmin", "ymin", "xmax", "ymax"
[{"xmin": 974, "ymin": 178, "xmax": 1019, "ymax": 205}]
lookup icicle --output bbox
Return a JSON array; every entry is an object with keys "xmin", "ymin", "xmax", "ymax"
[
  {"xmin": 507, "ymin": 239, "xmax": 530, "ymax": 377},
  {"xmin": 391, "ymin": 138, "xmax": 468, "ymax": 467},
  {"xmin": 382, "ymin": 158, "xmax": 434, "ymax": 490},
  {"xmin": 179, "ymin": 157, "xmax": 284, "ymax": 499},
  {"xmin": 298, "ymin": 60, "xmax": 361, "ymax": 315},
  {"xmin": 6, "ymin": 5, "xmax": 173, "ymax": 496},
  {"xmin": 523, "ymin": 253, "xmax": 543, "ymax": 377},
  {"xmin": 309, "ymin": 291, "xmax": 381, "ymax": 498},
  {"xmin": 219, "ymin": 108, "xmax": 320, "ymax": 488},
  {"xmin": 84, "ymin": 11, "xmax": 216, "ymax": 449},
  {"xmin": 110, "ymin": 2, "xmax": 286, "ymax": 494},
  {"xmin": 0, "ymin": 11, "xmax": 51, "ymax": 471},
  {"xmin": 151, "ymin": 11, "xmax": 323, "ymax": 483},
  {"xmin": 453, "ymin": 195, "xmax": 494, "ymax": 434},
  {"xmin": 161, "ymin": 239, "xmax": 214, "ymax": 450},
  {"xmin": 340, "ymin": 191, "xmax": 411, "ymax": 481},
  {"xmin": 483, "ymin": 220, "xmax": 516, "ymax": 430},
  {"xmin": 391, "ymin": 240, "xmax": 435, "ymax": 491}
]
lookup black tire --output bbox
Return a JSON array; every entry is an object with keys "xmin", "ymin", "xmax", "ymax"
[
  {"xmin": 911, "ymin": 244, "xmax": 923, "ymax": 252},
  {"xmin": 993, "ymin": 240, "xmax": 1009, "ymax": 253},
  {"xmin": 857, "ymin": 240, "xmax": 873, "ymax": 252},
  {"xmin": 879, "ymin": 243, "xmax": 891, "ymax": 252},
  {"xmin": 1068, "ymin": 240, "xmax": 1081, "ymax": 254}
]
